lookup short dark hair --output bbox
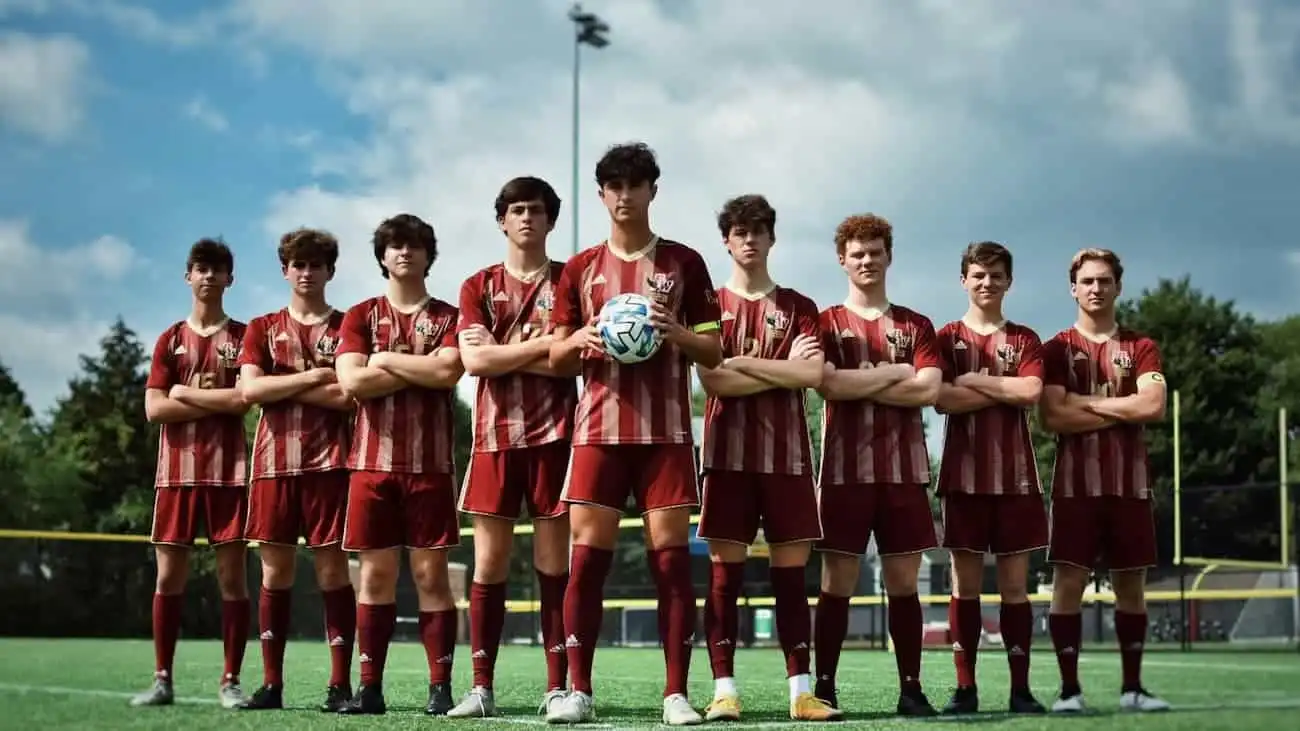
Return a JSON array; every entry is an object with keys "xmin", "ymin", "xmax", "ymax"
[
  {"xmin": 494, "ymin": 176, "xmax": 562, "ymax": 223},
  {"xmin": 961, "ymin": 241, "xmax": 1013, "ymax": 277},
  {"xmin": 278, "ymin": 228, "xmax": 340, "ymax": 270},
  {"xmin": 594, "ymin": 142, "xmax": 661, "ymax": 188},
  {"xmin": 372, "ymin": 213, "xmax": 437, "ymax": 278},
  {"xmin": 833, "ymin": 214, "xmax": 893, "ymax": 257},
  {"xmin": 717, "ymin": 194, "xmax": 777, "ymax": 239},
  {"xmin": 187, "ymin": 237, "xmax": 234, "ymax": 274}
]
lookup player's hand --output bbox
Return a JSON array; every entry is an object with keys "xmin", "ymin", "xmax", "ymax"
[
  {"xmin": 648, "ymin": 302, "xmax": 689, "ymax": 343},
  {"xmin": 312, "ymin": 367, "xmax": 338, "ymax": 385},
  {"xmin": 368, "ymin": 351, "xmax": 391, "ymax": 369},
  {"xmin": 459, "ymin": 325, "xmax": 497, "ymax": 348},
  {"xmin": 571, "ymin": 324, "xmax": 605, "ymax": 353},
  {"xmin": 168, "ymin": 384, "xmax": 190, "ymax": 400},
  {"xmin": 788, "ymin": 334, "xmax": 821, "ymax": 361}
]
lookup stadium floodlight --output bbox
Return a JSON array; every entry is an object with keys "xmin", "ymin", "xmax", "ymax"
[{"xmin": 569, "ymin": 2, "xmax": 611, "ymax": 256}]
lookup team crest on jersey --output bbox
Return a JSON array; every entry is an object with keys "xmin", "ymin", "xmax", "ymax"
[
  {"xmin": 1112, "ymin": 350, "xmax": 1133, "ymax": 377},
  {"xmin": 884, "ymin": 328, "xmax": 912, "ymax": 360},
  {"xmin": 764, "ymin": 310, "xmax": 790, "ymax": 337},
  {"xmin": 996, "ymin": 343, "xmax": 1020, "ymax": 367},
  {"xmin": 536, "ymin": 288, "xmax": 554, "ymax": 317},
  {"xmin": 315, "ymin": 335, "xmax": 339, "ymax": 364},
  {"xmin": 216, "ymin": 341, "xmax": 238, "ymax": 368},
  {"xmin": 645, "ymin": 272, "xmax": 676, "ymax": 304},
  {"xmin": 414, "ymin": 318, "xmax": 435, "ymax": 338}
]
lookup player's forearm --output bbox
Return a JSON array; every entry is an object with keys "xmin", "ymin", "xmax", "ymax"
[
  {"xmin": 1084, "ymin": 392, "xmax": 1165, "ymax": 423},
  {"xmin": 818, "ymin": 368, "xmax": 909, "ymax": 401},
  {"xmin": 871, "ymin": 377, "xmax": 940, "ymax": 408},
  {"xmin": 1040, "ymin": 402, "xmax": 1114, "ymax": 433},
  {"xmin": 239, "ymin": 371, "xmax": 319, "ymax": 404},
  {"xmin": 518, "ymin": 354, "xmax": 581, "ymax": 379},
  {"xmin": 549, "ymin": 330, "xmax": 588, "ymax": 372},
  {"xmin": 340, "ymin": 366, "xmax": 407, "ymax": 400},
  {"xmin": 936, "ymin": 384, "xmax": 997, "ymax": 414},
  {"xmin": 172, "ymin": 387, "xmax": 249, "ymax": 415},
  {"xmin": 697, "ymin": 367, "xmax": 775, "ymax": 397},
  {"xmin": 461, "ymin": 338, "xmax": 552, "ymax": 378},
  {"xmin": 295, "ymin": 383, "xmax": 354, "ymax": 411},
  {"xmin": 965, "ymin": 375, "xmax": 1043, "ymax": 407},
  {"xmin": 378, "ymin": 353, "xmax": 464, "ymax": 390},
  {"xmin": 673, "ymin": 330, "xmax": 724, "ymax": 369},
  {"xmin": 726, "ymin": 357, "xmax": 824, "ymax": 390},
  {"xmin": 145, "ymin": 395, "xmax": 211, "ymax": 424}
]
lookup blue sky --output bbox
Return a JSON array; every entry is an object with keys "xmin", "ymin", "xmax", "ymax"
[{"xmin": 2, "ymin": 0, "xmax": 1299, "ymax": 447}]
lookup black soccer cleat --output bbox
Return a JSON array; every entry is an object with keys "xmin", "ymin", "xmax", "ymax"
[
  {"xmin": 319, "ymin": 683, "xmax": 352, "ymax": 713},
  {"xmin": 238, "ymin": 684, "xmax": 283, "ymax": 710},
  {"xmin": 942, "ymin": 685, "xmax": 979, "ymax": 715},
  {"xmin": 425, "ymin": 682, "xmax": 454, "ymax": 716},
  {"xmin": 896, "ymin": 687, "xmax": 938, "ymax": 717},
  {"xmin": 1009, "ymin": 687, "xmax": 1047, "ymax": 714},
  {"xmin": 814, "ymin": 678, "xmax": 839, "ymax": 709},
  {"xmin": 338, "ymin": 683, "xmax": 386, "ymax": 715}
]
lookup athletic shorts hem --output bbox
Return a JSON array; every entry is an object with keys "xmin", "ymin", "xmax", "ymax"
[
  {"xmin": 945, "ymin": 541, "xmax": 1049, "ymax": 556},
  {"xmin": 813, "ymin": 545, "xmax": 866, "ymax": 557},
  {"xmin": 561, "ymin": 497, "xmax": 623, "ymax": 513},
  {"xmin": 698, "ymin": 535, "xmax": 750, "ymax": 546},
  {"xmin": 641, "ymin": 501, "xmax": 699, "ymax": 516},
  {"xmin": 878, "ymin": 545, "xmax": 939, "ymax": 558},
  {"xmin": 1047, "ymin": 557, "xmax": 1096, "ymax": 571}
]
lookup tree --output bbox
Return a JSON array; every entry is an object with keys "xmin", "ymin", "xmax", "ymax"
[{"xmin": 0, "ymin": 359, "xmax": 31, "ymax": 420}]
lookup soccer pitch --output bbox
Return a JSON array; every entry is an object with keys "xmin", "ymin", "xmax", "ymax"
[{"xmin": 2, "ymin": 639, "xmax": 1298, "ymax": 730}]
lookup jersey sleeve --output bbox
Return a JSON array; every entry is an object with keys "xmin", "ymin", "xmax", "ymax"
[
  {"xmin": 552, "ymin": 258, "xmax": 583, "ymax": 330},
  {"xmin": 236, "ymin": 317, "xmax": 272, "ymax": 371},
  {"xmin": 1135, "ymin": 336, "xmax": 1165, "ymax": 389},
  {"xmin": 818, "ymin": 309, "xmax": 842, "ymax": 368},
  {"xmin": 936, "ymin": 323, "xmax": 957, "ymax": 382},
  {"xmin": 440, "ymin": 306, "xmax": 460, "ymax": 349},
  {"xmin": 145, "ymin": 328, "xmax": 176, "ymax": 391},
  {"xmin": 1041, "ymin": 336, "xmax": 1068, "ymax": 388},
  {"xmin": 1017, "ymin": 329, "xmax": 1045, "ymax": 380},
  {"xmin": 681, "ymin": 252, "xmax": 722, "ymax": 333},
  {"xmin": 456, "ymin": 275, "xmax": 487, "ymax": 334},
  {"xmin": 793, "ymin": 295, "xmax": 820, "ymax": 341},
  {"xmin": 337, "ymin": 304, "xmax": 372, "ymax": 357},
  {"xmin": 911, "ymin": 317, "xmax": 942, "ymax": 371}
]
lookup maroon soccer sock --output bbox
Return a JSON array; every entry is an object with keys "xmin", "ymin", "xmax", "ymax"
[
  {"xmin": 221, "ymin": 598, "xmax": 250, "ymax": 683},
  {"xmin": 536, "ymin": 570, "xmax": 569, "ymax": 691},
  {"xmin": 469, "ymin": 582, "xmax": 507, "ymax": 688},
  {"xmin": 419, "ymin": 609, "xmax": 457, "ymax": 685},
  {"xmin": 1049, "ymin": 612, "xmax": 1083, "ymax": 694},
  {"xmin": 152, "ymin": 593, "xmax": 183, "ymax": 680},
  {"xmin": 564, "ymin": 545, "xmax": 613, "ymax": 695},
  {"xmin": 1114, "ymin": 610, "xmax": 1147, "ymax": 691},
  {"xmin": 648, "ymin": 546, "xmax": 696, "ymax": 697},
  {"xmin": 258, "ymin": 588, "xmax": 292, "ymax": 687},
  {"xmin": 813, "ymin": 593, "xmax": 850, "ymax": 684},
  {"xmin": 770, "ymin": 565, "xmax": 811, "ymax": 677},
  {"xmin": 357, "ymin": 602, "xmax": 397, "ymax": 686},
  {"xmin": 704, "ymin": 562, "xmax": 744, "ymax": 679},
  {"xmin": 322, "ymin": 585, "xmax": 356, "ymax": 687},
  {"xmin": 1000, "ymin": 601, "xmax": 1034, "ymax": 691},
  {"xmin": 888, "ymin": 593, "xmax": 924, "ymax": 692},
  {"xmin": 949, "ymin": 597, "xmax": 982, "ymax": 688}
]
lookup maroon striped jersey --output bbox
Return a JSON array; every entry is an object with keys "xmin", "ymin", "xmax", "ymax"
[
  {"xmin": 147, "ymin": 319, "xmax": 249, "ymax": 488},
  {"xmin": 1042, "ymin": 327, "xmax": 1164, "ymax": 499},
  {"xmin": 553, "ymin": 237, "xmax": 722, "ymax": 446},
  {"xmin": 457, "ymin": 261, "xmax": 577, "ymax": 452},
  {"xmin": 936, "ymin": 319, "xmax": 1044, "ymax": 496},
  {"xmin": 237, "ymin": 309, "xmax": 351, "ymax": 479},
  {"xmin": 337, "ymin": 295, "xmax": 459, "ymax": 474},
  {"xmin": 818, "ymin": 303, "xmax": 942, "ymax": 485},
  {"xmin": 701, "ymin": 285, "xmax": 819, "ymax": 475}
]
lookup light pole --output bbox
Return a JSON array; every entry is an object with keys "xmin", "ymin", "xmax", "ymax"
[{"xmin": 568, "ymin": 3, "xmax": 610, "ymax": 257}]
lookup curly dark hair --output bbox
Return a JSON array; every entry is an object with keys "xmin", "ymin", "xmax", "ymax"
[
  {"xmin": 833, "ymin": 214, "xmax": 892, "ymax": 256},
  {"xmin": 186, "ymin": 237, "xmax": 234, "ymax": 274},
  {"xmin": 494, "ymin": 176, "xmax": 562, "ymax": 223},
  {"xmin": 278, "ymin": 228, "xmax": 340, "ymax": 270},
  {"xmin": 717, "ymin": 194, "xmax": 777, "ymax": 239},
  {"xmin": 372, "ymin": 213, "xmax": 437, "ymax": 278},
  {"xmin": 594, "ymin": 142, "xmax": 661, "ymax": 187}
]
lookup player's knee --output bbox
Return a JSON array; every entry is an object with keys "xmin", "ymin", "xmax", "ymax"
[
  {"xmin": 951, "ymin": 554, "xmax": 984, "ymax": 598},
  {"xmin": 473, "ymin": 549, "xmax": 511, "ymax": 584},
  {"xmin": 312, "ymin": 548, "xmax": 351, "ymax": 591},
  {"xmin": 820, "ymin": 554, "xmax": 859, "ymax": 596},
  {"xmin": 1110, "ymin": 570, "xmax": 1147, "ymax": 612},
  {"xmin": 410, "ymin": 557, "xmax": 450, "ymax": 595}
]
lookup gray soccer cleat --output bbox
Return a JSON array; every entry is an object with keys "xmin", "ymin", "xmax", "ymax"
[
  {"xmin": 219, "ymin": 680, "xmax": 246, "ymax": 709},
  {"xmin": 446, "ymin": 686, "xmax": 497, "ymax": 718},
  {"xmin": 129, "ymin": 676, "xmax": 174, "ymax": 707}
]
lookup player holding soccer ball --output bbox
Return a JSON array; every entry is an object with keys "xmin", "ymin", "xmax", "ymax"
[
  {"xmin": 695, "ymin": 194, "xmax": 841, "ymax": 723},
  {"xmin": 1038, "ymin": 248, "xmax": 1170, "ymax": 714},
  {"xmin": 813, "ymin": 214, "xmax": 942, "ymax": 717},
  {"xmin": 449, "ymin": 177, "xmax": 579, "ymax": 718},
  {"xmin": 545, "ymin": 142, "xmax": 723, "ymax": 726},
  {"xmin": 933, "ymin": 242, "xmax": 1048, "ymax": 715}
]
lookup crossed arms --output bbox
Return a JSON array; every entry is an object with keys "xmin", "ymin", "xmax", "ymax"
[
  {"xmin": 697, "ymin": 333, "xmax": 825, "ymax": 396},
  {"xmin": 145, "ymin": 382, "xmax": 249, "ymax": 424},
  {"xmin": 936, "ymin": 371, "xmax": 1043, "ymax": 414},
  {"xmin": 817, "ymin": 361, "xmax": 942, "ymax": 408},
  {"xmin": 460, "ymin": 325, "xmax": 580, "ymax": 379},
  {"xmin": 238, "ymin": 365, "xmax": 353, "ymax": 411},
  {"xmin": 336, "ymin": 348, "xmax": 465, "ymax": 401},
  {"xmin": 1038, "ymin": 375, "xmax": 1166, "ymax": 434}
]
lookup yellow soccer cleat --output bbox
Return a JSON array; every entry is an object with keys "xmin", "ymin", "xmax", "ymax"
[
  {"xmin": 704, "ymin": 694, "xmax": 741, "ymax": 722},
  {"xmin": 790, "ymin": 691, "xmax": 844, "ymax": 721}
]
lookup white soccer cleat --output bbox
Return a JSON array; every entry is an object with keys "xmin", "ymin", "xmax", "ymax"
[
  {"xmin": 546, "ymin": 690, "xmax": 595, "ymax": 724},
  {"xmin": 218, "ymin": 680, "xmax": 246, "ymax": 709},
  {"xmin": 1120, "ymin": 689, "xmax": 1171, "ymax": 712},
  {"xmin": 446, "ymin": 686, "xmax": 497, "ymax": 718},
  {"xmin": 539, "ymin": 689, "xmax": 568, "ymax": 717},
  {"xmin": 1051, "ymin": 692, "xmax": 1088, "ymax": 714},
  {"xmin": 129, "ymin": 676, "xmax": 173, "ymax": 707},
  {"xmin": 662, "ymin": 693, "xmax": 704, "ymax": 726}
]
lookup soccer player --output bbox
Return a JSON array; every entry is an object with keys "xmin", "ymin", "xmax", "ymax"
[
  {"xmin": 813, "ymin": 214, "xmax": 942, "ymax": 717},
  {"xmin": 334, "ymin": 213, "xmax": 465, "ymax": 716},
  {"xmin": 235, "ymin": 228, "xmax": 356, "ymax": 712},
  {"xmin": 695, "ymin": 194, "xmax": 842, "ymax": 723},
  {"xmin": 448, "ymin": 176, "xmax": 578, "ymax": 719},
  {"xmin": 1038, "ymin": 248, "xmax": 1171, "ymax": 714},
  {"xmin": 544, "ymin": 142, "xmax": 723, "ymax": 726},
  {"xmin": 133, "ymin": 238, "xmax": 251, "ymax": 709},
  {"xmin": 933, "ymin": 242, "xmax": 1048, "ymax": 715}
]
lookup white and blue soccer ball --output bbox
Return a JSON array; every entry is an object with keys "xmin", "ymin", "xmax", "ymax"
[{"xmin": 597, "ymin": 293, "xmax": 662, "ymax": 364}]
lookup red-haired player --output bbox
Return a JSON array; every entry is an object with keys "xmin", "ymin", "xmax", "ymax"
[
  {"xmin": 1039, "ymin": 248, "xmax": 1171, "ymax": 714},
  {"xmin": 934, "ymin": 242, "xmax": 1048, "ymax": 715},
  {"xmin": 813, "ymin": 214, "xmax": 941, "ymax": 717},
  {"xmin": 695, "ymin": 194, "xmax": 841, "ymax": 723},
  {"xmin": 544, "ymin": 142, "xmax": 723, "ymax": 726},
  {"xmin": 235, "ymin": 228, "xmax": 356, "ymax": 713},
  {"xmin": 334, "ymin": 214, "xmax": 465, "ymax": 716},
  {"xmin": 448, "ymin": 176, "xmax": 578, "ymax": 719},
  {"xmin": 132, "ymin": 238, "xmax": 252, "ymax": 709}
]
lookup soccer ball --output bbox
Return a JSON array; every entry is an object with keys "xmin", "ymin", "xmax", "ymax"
[{"xmin": 597, "ymin": 293, "xmax": 662, "ymax": 364}]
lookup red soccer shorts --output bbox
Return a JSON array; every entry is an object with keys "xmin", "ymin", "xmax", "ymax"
[
  {"xmin": 1048, "ymin": 496, "xmax": 1158, "ymax": 571},
  {"xmin": 342, "ymin": 471, "xmax": 460, "ymax": 551},
  {"xmin": 941, "ymin": 492, "xmax": 1049, "ymax": 556},
  {"xmin": 245, "ymin": 470, "xmax": 349, "ymax": 548},
  {"xmin": 698, "ymin": 470, "xmax": 822, "ymax": 545},
  {"xmin": 816, "ymin": 482, "xmax": 938, "ymax": 556},
  {"xmin": 151, "ymin": 484, "xmax": 247, "ymax": 547},
  {"xmin": 459, "ymin": 442, "xmax": 570, "ymax": 521},
  {"xmin": 561, "ymin": 444, "xmax": 699, "ymax": 514}
]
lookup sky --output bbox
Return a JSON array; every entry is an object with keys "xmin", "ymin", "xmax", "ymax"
[{"xmin": 2, "ymin": 0, "xmax": 1299, "ymax": 444}]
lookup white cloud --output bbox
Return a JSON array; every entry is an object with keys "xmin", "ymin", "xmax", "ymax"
[
  {"xmin": 1222, "ymin": 0, "xmax": 1300, "ymax": 145},
  {"xmin": 1095, "ymin": 58, "xmax": 1198, "ymax": 145},
  {"xmin": 0, "ymin": 31, "xmax": 89, "ymax": 141},
  {"xmin": 0, "ymin": 220, "xmax": 137, "ymax": 304},
  {"xmin": 0, "ymin": 312, "xmax": 112, "ymax": 416},
  {"xmin": 182, "ymin": 94, "xmax": 229, "ymax": 132}
]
